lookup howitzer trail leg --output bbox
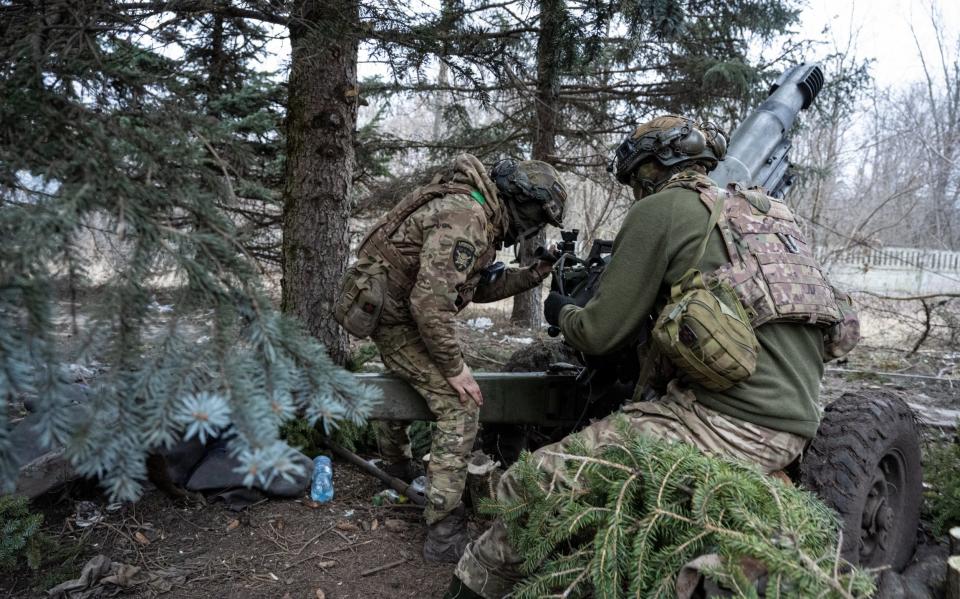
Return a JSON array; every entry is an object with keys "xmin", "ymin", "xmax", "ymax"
[{"xmin": 455, "ymin": 381, "xmax": 807, "ymax": 598}]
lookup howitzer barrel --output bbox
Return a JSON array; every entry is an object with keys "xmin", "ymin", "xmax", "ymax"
[{"xmin": 710, "ymin": 63, "xmax": 824, "ymax": 194}]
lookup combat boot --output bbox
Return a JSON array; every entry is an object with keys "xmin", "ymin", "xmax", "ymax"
[
  {"xmin": 423, "ymin": 504, "xmax": 470, "ymax": 563},
  {"xmin": 443, "ymin": 574, "xmax": 483, "ymax": 599}
]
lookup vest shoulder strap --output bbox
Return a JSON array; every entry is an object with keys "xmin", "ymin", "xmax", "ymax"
[{"xmin": 359, "ymin": 183, "xmax": 477, "ymax": 288}]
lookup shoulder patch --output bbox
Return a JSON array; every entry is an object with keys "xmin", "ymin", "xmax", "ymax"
[{"xmin": 452, "ymin": 239, "xmax": 477, "ymax": 272}]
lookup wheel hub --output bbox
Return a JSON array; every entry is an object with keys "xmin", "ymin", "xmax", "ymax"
[{"xmin": 859, "ymin": 453, "xmax": 906, "ymax": 565}]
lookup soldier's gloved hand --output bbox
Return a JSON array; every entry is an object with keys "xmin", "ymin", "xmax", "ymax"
[
  {"xmin": 446, "ymin": 364, "xmax": 484, "ymax": 407},
  {"xmin": 533, "ymin": 243, "xmax": 561, "ymax": 279},
  {"xmin": 533, "ymin": 243, "xmax": 562, "ymax": 264},
  {"xmin": 544, "ymin": 291, "xmax": 576, "ymax": 327}
]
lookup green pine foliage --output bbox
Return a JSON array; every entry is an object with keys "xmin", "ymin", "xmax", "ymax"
[
  {"xmin": 362, "ymin": 0, "xmax": 810, "ymax": 177},
  {"xmin": 0, "ymin": 495, "xmax": 49, "ymax": 571},
  {"xmin": 482, "ymin": 418, "xmax": 875, "ymax": 599},
  {"xmin": 0, "ymin": 5, "xmax": 379, "ymax": 500},
  {"xmin": 345, "ymin": 343, "xmax": 382, "ymax": 373},
  {"xmin": 281, "ymin": 418, "xmax": 378, "ymax": 457},
  {"xmin": 408, "ymin": 421, "xmax": 435, "ymax": 462},
  {"xmin": 922, "ymin": 430, "xmax": 960, "ymax": 535}
]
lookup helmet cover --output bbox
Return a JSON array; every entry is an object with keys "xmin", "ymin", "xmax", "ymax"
[{"xmin": 491, "ymin": 159, "xmax": 567, "ymax": 244}]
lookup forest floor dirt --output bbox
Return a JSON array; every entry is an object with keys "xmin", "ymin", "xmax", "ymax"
[
  {"xmin": 5, "ymin": 302, "xmax": 960, "ymax": 598},
  {"xmin": 3, "ymin": 461, "xmax": 458, "ymax": 599}
]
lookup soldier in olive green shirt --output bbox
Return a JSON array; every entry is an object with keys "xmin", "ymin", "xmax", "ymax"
[
  {"xmin": 447, "ymin": 115, "xmax": 831, "ymax": 599},
  {"xmin": 556, "ymin": 180, "xmax": 825, "ymax": 438}
]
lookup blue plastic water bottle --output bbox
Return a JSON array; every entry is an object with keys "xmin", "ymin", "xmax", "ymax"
[{"xmin": 310, "ymin": 455, "xmax": 334, "ymax": 502}]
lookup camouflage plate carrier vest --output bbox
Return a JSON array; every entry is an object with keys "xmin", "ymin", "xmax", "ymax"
[
  {"xmin": 358, "ymin": 182, "xmax": 498, "ymax": 293},
  {"xmin": 335, "ymin": 182, "xmax": 495, "ymax": 338},
  {"xmin": 665, "ymin": 172, "xmax": 843, "ymax": 328}
]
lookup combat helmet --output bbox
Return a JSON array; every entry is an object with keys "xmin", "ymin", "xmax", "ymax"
[
  {"xmin": 490, "ymin": 159, "xmax": 567, "ymax": 246},
  {"xmin": 609, "ymin": 115, "xmax": 728, "ymax": 185}
]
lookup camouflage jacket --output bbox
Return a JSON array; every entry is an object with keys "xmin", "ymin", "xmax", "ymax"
[{"xmin": 360, "ymin": 154, "xmax": 544, "ymax": 378}]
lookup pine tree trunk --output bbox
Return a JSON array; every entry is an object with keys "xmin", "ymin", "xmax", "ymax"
[
  {"xmin": 511, "ymin": 0, "xmax": 562, "ymax": 327},
  {"xmin": 282, "ymin": 0, "xmax": 359, "ymax": 365}
]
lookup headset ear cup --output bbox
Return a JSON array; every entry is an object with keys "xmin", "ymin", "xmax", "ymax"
[
  {"xmin": 492, "ymin": 158, "xmax": 520, "ymax": 199},
  {"xmin": 492, "ymin": 158, "xmax": 516, "ymax": 180}
]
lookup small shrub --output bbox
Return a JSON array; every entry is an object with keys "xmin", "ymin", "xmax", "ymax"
[
  {"xmin": 0, "ymin": 495, "xmax": 50, "ymax": 572},
  {"xmin": 409, "ymin": 421, "xmax": 434, "ymax": 461},
  {"xmin": 281, "ymin": 417, "xmax": 378, "ymax": 457},
  {"xmin": 346, "ymin": 343, "xmax": 380, "ymax": 372},
  {"xmin": 923, "ymin": 429, "xmax": 960, "ymax": 535}
]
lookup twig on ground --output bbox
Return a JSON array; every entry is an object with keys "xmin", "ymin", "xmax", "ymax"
[
  {"xmin": 96, "ymin": 520, "xmax": 145, "ymax": 557},
  {"xmin": 332, "ymin": 528, "xmax": 355, "ymax": 545},
  {"xmin": 361, "ymin": 558, "xmax": 407, "ymax": 577},
  {"xmin": 170, "ymin": 507, "xmax": 214, "ymax": 531},
  {"xmin": 294, "ymin": 526, "xmax": 335, "ymax": 556},
  {"xmin": 283, "ymin": 553, "xmax": 338, "ymax": 572},
  {"xmin": 258, "ymin": 525, "xmax": 291, "ymax": 553},
  {"xmin": 316, "ymin": 539, "xmax": 375, "ymax": 561}
]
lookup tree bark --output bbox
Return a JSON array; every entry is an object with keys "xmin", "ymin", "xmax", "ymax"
[
  {"xmin": 511, "ymin": 0, "xmax": 562, "ymax": 327},
  {"xmin": 282, "ymin": 0, "xmax": 359, "ymax": 365},
  {"xmin": 949, "ymin": 556, "xmax": 960, "ymax": 599}
]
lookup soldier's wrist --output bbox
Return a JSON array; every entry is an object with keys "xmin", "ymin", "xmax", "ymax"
[
  {"xmin": 439, "ymin": 358, "xmax": 466, "ymax": 380},
  {"xmin": 531, "ymin": 262, "xmax": 552, "ymax": 281}
]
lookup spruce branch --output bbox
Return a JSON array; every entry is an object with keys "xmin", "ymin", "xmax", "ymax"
[{"xmin": 484, "ymin": 419, "xmax": 876, "ymax": 598}]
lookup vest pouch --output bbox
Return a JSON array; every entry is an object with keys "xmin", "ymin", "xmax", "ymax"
[
  {"xmin": 334, "ymin": 256, "xmax": 388, "ymax": 338},
  {"xmin": 823, "ymin": 287, "xmax": 860, "ymax": 361},
  {"xmin": 652, "ymin": 272, "xmax": 759, "ymax": 392}
]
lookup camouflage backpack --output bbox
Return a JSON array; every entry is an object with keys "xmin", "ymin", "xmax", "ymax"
[{"xmin": 690, "ymin": 178, "xmax": 843, "ymax": 327}]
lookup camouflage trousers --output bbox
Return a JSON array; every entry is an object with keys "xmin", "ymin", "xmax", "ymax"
[
  {"xmin": 372, "ymin": 324, "xmax": 479, "ymax": 525},
  {"xmin": 454, "ymin": 380, "xmax": 809, "ymax": 598}
]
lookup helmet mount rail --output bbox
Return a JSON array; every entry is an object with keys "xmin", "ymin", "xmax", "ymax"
[{"xmin": 608, "ymin": 116, "xmax": 727, "ymax": 185}]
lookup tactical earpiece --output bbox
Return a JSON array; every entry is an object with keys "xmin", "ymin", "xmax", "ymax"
[{"xmin": 609, "ymin": 117, "xmax": 727, "ymax": 185}]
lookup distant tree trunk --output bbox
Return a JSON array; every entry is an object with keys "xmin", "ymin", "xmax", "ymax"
[
  {"xmin": 511, "ymin": 0, "xmax": 562, "ymax": 327},
  {"xmin": 431, "ymin": 0, "xmax": 457, "ymax": 140},
  {"xmin": 282, "ymin": 0, "xmax": 359, "ymax": 365},
  {"xmin": 207, "ymin": 15, "xmax": 226, "ymax": 101}
]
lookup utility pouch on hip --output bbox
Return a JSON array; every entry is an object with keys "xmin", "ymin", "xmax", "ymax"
[
  {"xmin": 650, "ymin": 191, "xmax": 759, "ymax": 391},
  {"xmin": 334, "ymin": 256, "xmax": 388, "ymax": 338}
]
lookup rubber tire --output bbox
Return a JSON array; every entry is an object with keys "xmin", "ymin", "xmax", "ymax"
[{"xmin": 800, "ymin": 390, "xmax": 922, "ymax": 571}]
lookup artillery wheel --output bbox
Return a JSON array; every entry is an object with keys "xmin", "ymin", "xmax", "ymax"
[{"xmin": 800, "ymin": 391, "xmax": 922, "ymax": 571}]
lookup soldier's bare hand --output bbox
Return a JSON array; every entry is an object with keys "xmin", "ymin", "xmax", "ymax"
[{"xmin": 446, "ymin": 365, "xmax": 484, "ymax": 407}]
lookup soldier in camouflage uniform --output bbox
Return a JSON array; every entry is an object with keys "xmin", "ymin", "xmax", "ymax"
[
  {"xmin": 445, "ymin": 116, "xmax": 857, "ymax": 598},
  {"xmin": 353, "ymin": 154, "xmax": 567, "ymax": 563}
]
